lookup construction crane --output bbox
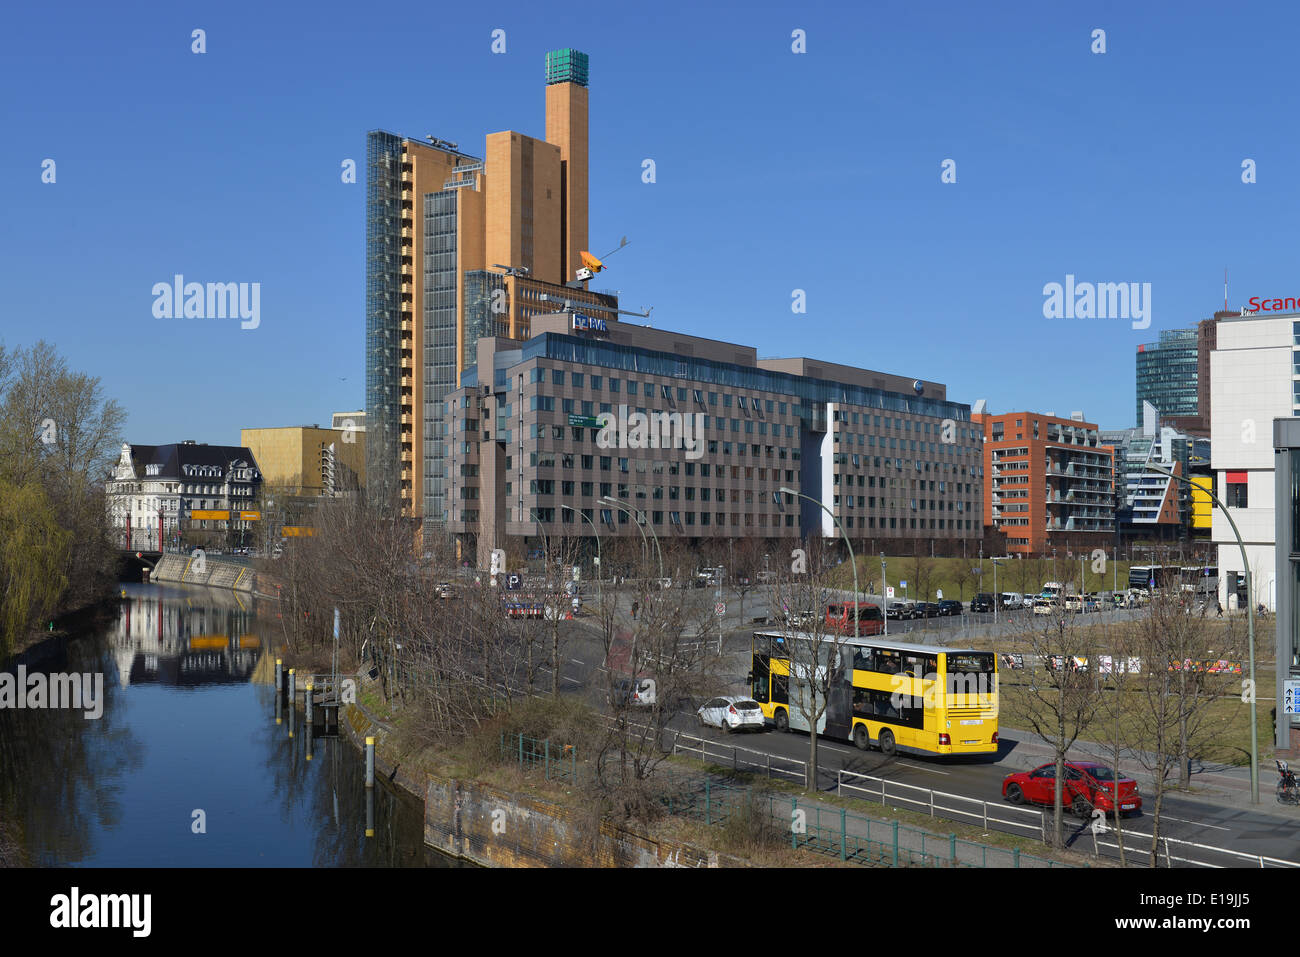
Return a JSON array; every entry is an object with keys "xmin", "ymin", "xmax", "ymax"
[{"xmin": 568, "ymin": 236, "xmax": 629, "ymax": 287}]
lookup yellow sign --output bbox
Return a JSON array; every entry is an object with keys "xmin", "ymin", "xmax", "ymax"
[
  {"xmin": 190, "ymin": 510, "xmax": 229, "ymax": 520},
  {"xmin": 238, "ymin": 511, "xmax": 261, "ymax": 521},
  {"xmin": 190, "ymin": 635, "xmax": 228, "ymax": 650},
  {"xmin": 281, "ymin": 526, "xmax": 316, "ymax": 537}
]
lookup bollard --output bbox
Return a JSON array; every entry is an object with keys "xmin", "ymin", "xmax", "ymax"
[
  {"xmin": 365, "ymin": 786, "xmax": 374, "ymax": 838},
  {"xmin": 306, "ymin": 683, "xmax": 314, "ymax": 724},
  {"xmin": 275, "ymin": 658, "xmax": 282, "ymax": 694},
  {"xmin": 288, "ymin": 668, "xmax": 296, "ymax": 704},
  {"xmin": 365, "ymin": 736, "xmax": 375, "ymax": 789}
]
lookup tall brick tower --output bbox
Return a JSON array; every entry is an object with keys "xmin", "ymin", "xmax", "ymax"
[{"xmin": 544, "ymin": 49, "xmax": 589, "ymax": 285}]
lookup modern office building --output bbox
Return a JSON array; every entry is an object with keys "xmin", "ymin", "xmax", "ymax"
[
  {"xmin": 1132, "ymin": 314, "xmax": 1227, "ymax": 438},
  {"xmin": 444, "ymin": 312, "xmax": 983, "ymax": 569},
  {"xmin": 1271, "ymin": 417, "xmax": 1300, "ymax": 751},
  {"xmin": 973, "ymin": 406, "xmax": 1115, "ymax": 556},
  {"xmin": 107, "ymin": 441, "xmax": 262, "ymax": 550},
  {"xmin": 1100, "ymin": 401, "xmax": 1204, "ymax": 544},
  {"xmin": 1208, "ymin": 311, "xmax": 1300, "ymax": 610},
  {"xmin": 366, "ymin": 49, "xmax": 596, "ymax": 530},
  {"xmin": 240, "ymin": 425, "xmax": 365, "ymax": 497},
  {"xmin": 331, "ymin": 410, "xmax": 366, "ymax": 433}
]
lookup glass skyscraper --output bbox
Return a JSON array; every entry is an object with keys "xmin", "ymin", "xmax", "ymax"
[{"xmin": 1135, "ymin": 327, "xmax": 1199, "ymax": 425}]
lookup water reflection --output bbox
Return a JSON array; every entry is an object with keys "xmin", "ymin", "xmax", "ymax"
[{"xmin": 0, "ymin": 583, "xmax": 456, "ymax": 867}]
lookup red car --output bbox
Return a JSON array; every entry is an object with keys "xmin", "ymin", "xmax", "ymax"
[{"xmin": 1002, "ymin": 762, "xmax": 1142, "ymax": 817}]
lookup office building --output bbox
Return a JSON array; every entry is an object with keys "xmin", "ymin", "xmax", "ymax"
[
  {"xmin": 1100, "ymin": 401, "xmax": 1205, "ymax": 544},
  {"xmin": 240, "ymin": 425, "xmax": 365, "ymax": 497},
  {"xmin": 1132, "ymin": 313, "xmax": 1228, "ymax": 438},
  {"xmin": 1208, "ymin": 311, "xmax": 1299, "ymax": 610},
  {"xmin": 366, "ymin": 49, "xmax": 594, "ymax": 529},
  {"xmin": 444, "ymin": 313, "xmax": 983, "ymax": 568},
  {"xmin": 974, "ymin": 406, "xmax": 1115, "ymax": 556},
  {"xmin": 107, "ymin": 441, "xmax": 262, "ymax": 550}
]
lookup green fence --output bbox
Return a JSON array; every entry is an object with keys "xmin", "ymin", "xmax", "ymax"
[{"xmin": 498, "ymin": 734, "xmax": 1074, "ymax": 868}]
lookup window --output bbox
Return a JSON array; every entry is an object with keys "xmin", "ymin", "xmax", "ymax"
[
  {"xmin": 1226, "ymin": 472, "xmax": 1248, "ymax": 509},
  {"xmin": 572, "ymin": 373, "xmax": 584, "ymax": 388},
  {"xmin": 591, "ymin": 375, "xmax": 602, "ymax": 390},
  {"xmin": 552, "ymin": 369, "xmax": 564, "ymax": 385},
  {"xmin": 627, "ymin": 381, "xmax": 637, "ymax": 396}
]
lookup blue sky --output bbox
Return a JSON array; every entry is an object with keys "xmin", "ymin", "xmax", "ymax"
[{"xmin": 3, "ymin": 0, "xmax": 1298, "ymax": 444}]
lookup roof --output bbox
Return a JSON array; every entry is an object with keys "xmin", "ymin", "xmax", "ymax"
[
  {"xmin": 752, "ymin": 630, "xmax": 985, "ymax": 657},
  {"xmin": 122, "ymin": 443, "xmax": 261, "ymax": 481}
]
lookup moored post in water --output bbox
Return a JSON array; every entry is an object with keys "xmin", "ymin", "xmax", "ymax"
[{"xmin": 365, "ymin": 736, "xmax": 375, "ymax": 789}]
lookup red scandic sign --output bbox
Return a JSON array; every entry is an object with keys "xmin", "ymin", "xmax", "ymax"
[
  {"xmin": 1226, "ymin": 471, "xmax": 1247, "ymax": 484},
  {"xmin": 1248, "ymin": 297, "xmax": 1300, "ymax": 312}
]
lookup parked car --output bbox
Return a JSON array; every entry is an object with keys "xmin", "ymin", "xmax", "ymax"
[
  {"xmin": 1003, "ymin": 761, "xmax": 1141, "ymax": 817},
  {"xmin": 436, "ymin": 582, "xmax": 455, "ymax": 599},
  {"xmin": 1033, "ymin": 598, "xmax": 1059, "ymax": 616},
  {"xmin": 697, "ymin": 695, "xmax": 765, "ymax": 733},
  {"xmin": 886, "ymin": 601, "xmax": 913, "ymax": 619},
  {"xmin": 937, "ymin": 599, "xmax": 963, "ymax": 616},
  {"xmin": 756, "ymin": 570, "xmax": 777, "ymax": 583},
  {"xmin": 970, "ymin": 593, "xmax": 995, "ymax": 613},
  {"xmin": 654, "ymin": 577, "xmax": 673, "ymax": 590},
  {"xmin": 912, "ymin": 601, "xmax": 940, "ymax": 618},
  {"xmin": 1063, "ymin": 595, "xmax": 1083, "ymax": 612},
  {"xmin": 609, "ymin": 677, "xmax": 656, "ymax": 708}
]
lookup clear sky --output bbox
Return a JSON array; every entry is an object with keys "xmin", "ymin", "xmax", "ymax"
[{"xmin": 3, "ymin": 0, "xmax": 1298, "ymax": 445}]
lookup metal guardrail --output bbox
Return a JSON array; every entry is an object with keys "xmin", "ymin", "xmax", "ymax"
[
  {"xmin": 837, "ymin": 769, "xmax": 1300, "ymax": 868},
  {"xmin": 837, "ymin": 769, "xmax": 1044, "ymax": 836},
  {"xmin": 669, "ymin": 729, "xmax": 808, "ymax": 787}
]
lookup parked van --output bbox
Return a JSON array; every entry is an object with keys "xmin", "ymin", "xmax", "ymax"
[{"xmin": 825, "ymin": 601, "xmax": 885, "ymax": 635}]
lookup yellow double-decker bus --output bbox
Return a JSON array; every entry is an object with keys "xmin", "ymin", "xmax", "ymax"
[{"xmin": 749, "ymin": 630, "xmax": 998, "ymax": 757}]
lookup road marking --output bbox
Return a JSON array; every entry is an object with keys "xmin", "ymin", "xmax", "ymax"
[
  {"xmin": 1160, "ymin": 815, "xmax": 1230, "ymax": 831},
  {"xmin": 569, "ymin": 658, "xmax": 585, "ymax": 665},
  {"xmin": 897, "ymin": 759, "xmax": 949, "ymax": 775}
]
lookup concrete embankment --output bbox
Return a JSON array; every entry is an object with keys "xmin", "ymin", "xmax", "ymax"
[
  {"xmin": 335, "ymin": 698, "xmax": 736, "ymax": 868},
  {"xmin": 152, "ymin": 554, "xmax": 255, "ymax": 592}
]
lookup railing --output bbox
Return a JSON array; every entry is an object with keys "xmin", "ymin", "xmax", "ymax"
[
  {"xmin": 837, "ymin": 769, "xmax": 1044, "ymax": 836},
  {"xmin": 668, "ymin": 729, "xmax": 808, "ymax": 786}
]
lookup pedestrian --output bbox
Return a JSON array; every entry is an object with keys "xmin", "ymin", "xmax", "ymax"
[
  {"xmin": 631, "ymin": 600, "xmax": 639, "ymax": 620},
  {"xmin": 1215, "ymin": 599, "xmax": 1223, "ymax": 617}
]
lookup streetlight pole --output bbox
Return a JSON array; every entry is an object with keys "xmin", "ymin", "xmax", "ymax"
[
  {"xmin": 1150, "ymin": 463, "xmax": 1258, "ymax": 804},
  {"xmin": 561, "ymin": 504, "xmax": 602, "ymax": 603},
  {"xmin": 993, "ymin": 558, "xmax": 1001, "ymax": 630},
  {"xmin": 880, "ymin": 553, "xmax": 888, "ymax": 637},
  {"xmin": 599, "ymin": 496, "xmax": 663, "ymax": 580},
  {"xmin": 780, "ymin": 487, "xmax": 858, "ymax": 639}
]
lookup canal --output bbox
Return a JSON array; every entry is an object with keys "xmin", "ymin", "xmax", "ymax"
[{"xmin": 0, "ymin": 582, "xmax": 454, "ymax": 867}]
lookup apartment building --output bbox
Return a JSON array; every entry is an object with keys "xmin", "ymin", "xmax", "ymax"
[
  {"xmin": 444, "ymin": 313, "xmax": 983, "ymax": 568},
  {"xmin": 974, "ymin": 405, "xmax": 1114, "ymax": 556},
  {"xmin": 107, "ymin": 441, "xmax": 262, "ymax": 550},
  {"xmin": 365, "ymin": 49, "xmax": 592, "ymax": 527}
]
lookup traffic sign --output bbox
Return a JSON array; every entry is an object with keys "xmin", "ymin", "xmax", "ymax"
[
  {"xmin": 1285, "ymin": 680, "xmax": 1300, "ymax": 715},
  {"xmin": 506, "ymin": 573, "xmax": 522, "ymax": 590},
  {"xmin": 715, "ymin": 602, "xmax": 726, "ymax": 616},
  {"xmin": 886, "ymin": 587, "xmax": 895, "ymax": 598},
  {"xmin": 900, "ymin": 580, "xmax": 908, "ymax": 588},
  {"xmin": 936, "ymin": 589, "xmax": 943, "ymax": 599}
]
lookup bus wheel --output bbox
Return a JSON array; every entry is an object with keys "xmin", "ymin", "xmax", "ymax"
[
  {"xmin": 853, "ymin": 724, "xmax": 869, "ymax": 751},
  {"xmin": 878, "ymin": 729, "xmax": 896, "ymax": 756},
  {"xmin": 774, "ymin": 709, "xmax": 788, "ymax": 732}
]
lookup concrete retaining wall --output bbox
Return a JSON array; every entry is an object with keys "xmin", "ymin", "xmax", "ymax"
[{"xmin": 152, "ymin": 553, "xmax": 255, "ymax": 592}]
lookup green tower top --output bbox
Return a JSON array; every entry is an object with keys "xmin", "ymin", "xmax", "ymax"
[{"xmin": 546, "ymin": 49, "xmax": 589, "ymax": 87}]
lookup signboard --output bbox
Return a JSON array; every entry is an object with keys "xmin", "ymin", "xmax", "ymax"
[
  {"xmin": 506, "ymin": 573, "xmax": 522, "ymax": 590},
  {"xmin": 237, "ymin": 511, "xmax": 261, "ymax": 521},
  {"xmin": 568, "ymin": 413, "xmax": 601, "ymax": 428},
  {"xmin": 936, "ymin": 589, "xmax": 943, "ymax": 600},
  {"xmin": 886, "ymin": 587, "xmax": 895, "ymax": 598},
  {"xmin": 715, "ymin": 602, "xmax": 726, "ymax": 615},
  {"xmin": 189, "ymin": 510, "xmax": 230, "ymax": 521},
  {"xmin": 281, "ymin": 526, "xmax": 316, "ymax": 537},
  {"xmin": 900, "ymin": 580, "xmax": 908, "ymax": 588},
  {"xmin": 1284, "ymin": 680, "xmax": 1300, "ymax": 716},
  {"xmin": 571, "ymin": 313, "xmax": 608, "ymax": 334}
]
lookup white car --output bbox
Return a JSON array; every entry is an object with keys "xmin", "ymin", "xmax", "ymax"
[{"xmin": 697, "ymin": 696, "xmax": 766, "ymax": 733}]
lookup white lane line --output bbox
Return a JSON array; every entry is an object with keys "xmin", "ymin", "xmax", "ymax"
[
  {"xmin": 897, "ymin": 760, "xmax": 949, "ymax": 775},
  {"xmin": 1161, "ymin": 815, "xmax": 1230, "ymax": 831}
]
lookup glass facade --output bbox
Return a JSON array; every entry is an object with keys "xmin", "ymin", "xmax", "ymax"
[
  {"xmin": 424, "ymin": 191, "xmax": 459, "ymax": 526},
  {"xmin": 365, "ymin": 130, "xmax": 403, "ymax": 512},
  {"xmin": 1135, "ymin": 328, "xmax": 1198, "ymax": 424}
]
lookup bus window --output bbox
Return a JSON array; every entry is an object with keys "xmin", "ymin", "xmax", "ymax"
[
  {"xmin": 752, "ymin": 655, "xmax": 770, "ymax": 703},
  {"xmin": 876, "ymin": 648, "xmax": 901, "ymax": 674},
  {"xmin": 772, "ymin": 672, "xmax": 789, "ymax": 705}
]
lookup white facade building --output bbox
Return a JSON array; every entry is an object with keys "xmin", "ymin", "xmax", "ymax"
[
  {"xmin": 1209, "ymin": 312, "xmax": 1297, "ymax": 610},
  {"xmin": 107, "ymin": 441, "xmax": 262, "ymax": 550}
]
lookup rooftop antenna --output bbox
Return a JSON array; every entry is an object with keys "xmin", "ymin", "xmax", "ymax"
[{"xmin": 1224, "ymin": 267, "xmax": 1228, "ymax": 312}]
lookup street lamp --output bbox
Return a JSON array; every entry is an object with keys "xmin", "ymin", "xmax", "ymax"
[
  {"xmin": 880, "ymin": 553, "xmax": 888, "ymax": 637},
  {"xmin": 599, "ymin": 496, "xmax": 663, "ymax": 580},
  {"xmin": 1150, "ymin": 462, "xmax": 1258, "ymax": 804},
  {"xmin": 780, "ymin": 487, "xmax": 858, "ymax": 638},
  {"xmin": 561, "ymin": 504, "xmax": 602, "ymax": 601}
]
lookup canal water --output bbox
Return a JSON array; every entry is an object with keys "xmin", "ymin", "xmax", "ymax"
[{"xmin": 0, "ymin": 583, "xmax": 454, "ymax": 867}]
